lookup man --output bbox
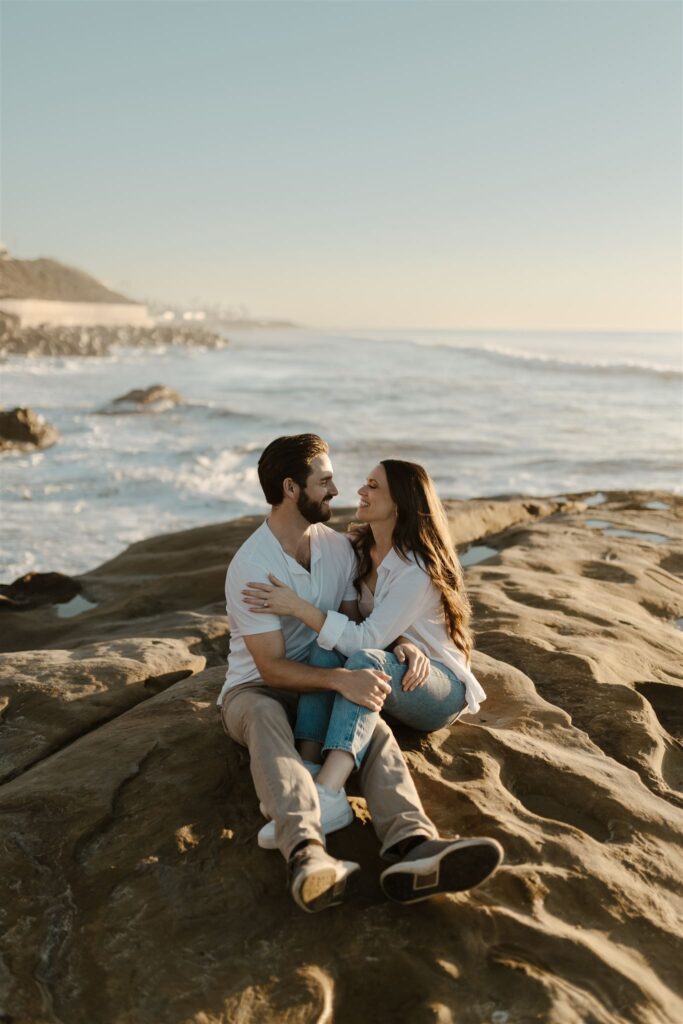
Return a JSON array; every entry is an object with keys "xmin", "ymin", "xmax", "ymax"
[{"xmin": 218, "ymin": 434, "xmax": 502, "ymax": 912}]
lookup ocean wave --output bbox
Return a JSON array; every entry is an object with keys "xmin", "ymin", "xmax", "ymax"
[
  {"xmin": 336, "ymin": 438, "xmax": 508, "ymax": 458},
  {"xmin": 207, "ymin": 406, "xmax": 263, "ymax": 420},
  {"xmin": 340, "ymin": 330, "xmax": 681, "ymax": 379},
  {"xmin": 110, "ymin": 449, "xmax": 264, "ymax": 505},
  {"xmin": 415, "ymin": 341, "xmax": 682, "ymax": 380}
]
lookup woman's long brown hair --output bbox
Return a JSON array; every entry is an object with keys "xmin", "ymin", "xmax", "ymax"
[{"xmin": 349, "ymin": 459, "xmax": 473, "ymax": 662}]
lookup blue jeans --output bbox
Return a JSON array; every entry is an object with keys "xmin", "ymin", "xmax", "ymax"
[{"xmin": 294, "ymin": 643, "xmax": 467, "ymax": 770}]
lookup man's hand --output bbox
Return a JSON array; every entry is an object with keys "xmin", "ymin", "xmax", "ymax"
[
  {"xmin": 243, "ymin": 630, "xmax": 390, "ymax": 705},
  {"xmin": 336, "ymin": 668, "xmax": 391, "ymax": 711},
  {"xmin": 395, "ymin": 642, "xmax": 430, "ymax": 691}
]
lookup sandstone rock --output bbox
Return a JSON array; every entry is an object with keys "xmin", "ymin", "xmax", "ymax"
[
  {"xmin": 441, "ymin": 496, "xmax": 573, "ymax": 548},
  {"xmin": 0, "ymin": 493, "xmax": 681, "ymax": 1022},
  {"xmin": 0, "ymin": 637, "xmax": 206, "ymax": 784},
  {"xmin": 0, "ymin": 406, "xmax": 59, "ymax": 452}
]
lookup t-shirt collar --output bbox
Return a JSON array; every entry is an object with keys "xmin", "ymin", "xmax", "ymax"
[{"xmin": 263, "ymin": 519, "xmax": 320, "ymax": 572}]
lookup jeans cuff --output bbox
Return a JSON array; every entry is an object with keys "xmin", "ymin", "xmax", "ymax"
[{"xmin": 293, "ymin": 728, "xmax": 326, "ymax": 743}]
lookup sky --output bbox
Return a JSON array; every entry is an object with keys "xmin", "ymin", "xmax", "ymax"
[{"xmin": 1, "ymin": 0, "xmax": 681, "ymax": 330}]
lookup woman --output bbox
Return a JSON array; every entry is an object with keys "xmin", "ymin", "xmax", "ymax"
[{"xmin": 242, "ymin": 459, "xmax": 487, "ymax": 843}]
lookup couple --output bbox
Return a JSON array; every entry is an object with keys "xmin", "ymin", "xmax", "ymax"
[{"xmin": 218, "ymin": 433, "xmax": 503, "ymax": 912}]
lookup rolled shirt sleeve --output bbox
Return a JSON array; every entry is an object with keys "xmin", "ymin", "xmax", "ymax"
[{"xmin": 317, "ymin": 563, "xmax": 433, "ymax": 656}]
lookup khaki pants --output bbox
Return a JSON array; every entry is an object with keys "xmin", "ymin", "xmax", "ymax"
[{"xmin": 220, "ymin": 680, "xmax": 438, "ymax": 861}]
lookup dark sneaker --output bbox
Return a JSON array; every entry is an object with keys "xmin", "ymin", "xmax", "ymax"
[
  {"xmin": 288, "ymin": 844, "xmax": 360, "ymax": 913},
  {"xmin": 380, "ymin": 836, "xmax": 503, "ymax": 904}
]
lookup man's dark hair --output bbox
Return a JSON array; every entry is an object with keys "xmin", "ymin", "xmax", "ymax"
[{"xmin": 257, "ymin": 434, "xmax": 329, "ymax": 506}]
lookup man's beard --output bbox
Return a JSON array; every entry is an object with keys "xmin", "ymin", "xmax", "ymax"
[{"xmin": 297, "ymin": 491, "xmax": 333, "ymax": 524}]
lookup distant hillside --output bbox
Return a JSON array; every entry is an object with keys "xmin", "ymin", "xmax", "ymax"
[{"xmin": 0, "ymin": 257, "xmax": 136, "ymax": 304}]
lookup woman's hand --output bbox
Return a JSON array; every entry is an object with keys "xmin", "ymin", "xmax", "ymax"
[
  {"xmin": 242, "ymin": 575, "xmax": 302, "ymax": 617},
  {"xmin": 394, "ymin": 641, "xmax": 430, "ymax": 691}
]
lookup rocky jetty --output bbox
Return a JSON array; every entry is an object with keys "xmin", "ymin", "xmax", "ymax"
[
  {"xmin": 0, "ymin": 406, "xmax": 59, "ymax": 452},
  {"xmin": 99, "ymin": 383, "xmax": 184, "ymax": 415},
  {"xmin": 0, "ymin": 322, "xmax": 227, "ymax": 358},
  {"xmin": 0, "ymin": 493, "xmax": 681, "ymax": 1023}
]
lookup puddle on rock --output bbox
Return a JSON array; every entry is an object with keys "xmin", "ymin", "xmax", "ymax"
[
  {"xmin": 460, "ymin": 544, "xmax": 498, "ymax": 567},
  {"xmin": 605, "ymin": 528, "xmax": 670, "ymax": 544},
  {"xmin": 643, "ymin": 501, "xmax": 671, "ymax": 511},
  {"xmin": 584, "ymin": 492, "xmax": 609, "ymax": 507},
  {"xmin": 55, "ymin": 594, "xmax": 98, "ymax": 618},
  {"xmin": 674, "ymin": 618, "xmax": 683, "ymax": 632},
  {"xmin": 586, "ymin": 520, "xmax": 670, "ymax": 544}
]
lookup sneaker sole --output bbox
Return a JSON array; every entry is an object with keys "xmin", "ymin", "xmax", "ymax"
[
  {"xmin": 380, "ymin": 838, "xmax": 504, "ymax": 904},
  {"xmin": 292, "ymin": 861, "xmax": 360, "ymax": 913}
]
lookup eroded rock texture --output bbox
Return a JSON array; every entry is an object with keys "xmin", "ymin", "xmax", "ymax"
[{"xmin": 0, "ymin": 493, "xmax": 681, "ymax": 1024}]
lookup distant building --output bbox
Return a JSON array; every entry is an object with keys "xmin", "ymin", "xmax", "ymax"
[{"xmin": 0, "ymin": 298, "xmax": 153, "ymax": 328}]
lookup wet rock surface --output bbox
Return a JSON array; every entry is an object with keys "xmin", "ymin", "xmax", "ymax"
[
  {"xmin": 0, "ymin": 571, "xmax": 81, "ymax": 610},
  {"xmin": 99, "ymin": 383, "xmax": 184, "ymax": 414},
  {"xmin": 0, "ymin": 492, "xmax": 681, "ymax": 1023},
  {"xmin": 0, "ymin": 407, "xmax": 59, "ymax": 452}
]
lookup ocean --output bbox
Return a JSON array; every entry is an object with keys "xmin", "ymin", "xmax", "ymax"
[{"xmin": 1, "ymin": 326, "xmax": 681, "ymax": 581}]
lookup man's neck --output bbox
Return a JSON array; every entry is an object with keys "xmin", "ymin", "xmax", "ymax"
[{"xmin": 266, "ymin": 504, "xmax": 314, "ymax": 559}]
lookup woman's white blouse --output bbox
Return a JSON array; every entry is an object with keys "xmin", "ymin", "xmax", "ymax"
[{"xmin": 318, "ymin": 547, "xmax": 487, "ymax": 715}]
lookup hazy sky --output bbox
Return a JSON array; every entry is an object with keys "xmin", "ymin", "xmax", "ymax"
[{"xmin": 2, "ymin": 0, "xmax": 681, "ymax": 330}]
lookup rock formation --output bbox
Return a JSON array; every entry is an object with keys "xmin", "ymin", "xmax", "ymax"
[
  {"xmin": 99, "ymin": 384, "xmax": 184, "ymax": 415},
  {"xmin": 0, "ymin": 407, "xmax": 59, "ymax": 452},
  {"xmin": 0, "ymin": 571, "xmax": 81, "ymax": 610},
  {"xmin": 0, "ymin": 493, "xmax": 681, "ymax": 1023}
]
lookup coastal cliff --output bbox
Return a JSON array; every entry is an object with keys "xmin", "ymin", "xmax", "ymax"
[{"xmin": 1, "ymin": 493, "xmax": 681, "ymax": 1023}]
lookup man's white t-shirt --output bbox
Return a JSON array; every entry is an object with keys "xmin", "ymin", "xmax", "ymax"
[{"xmin": 217, "ymin": 520, "xmax": 357, "ymax": 705}]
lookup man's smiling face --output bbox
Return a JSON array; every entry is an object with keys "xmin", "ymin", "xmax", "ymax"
[{"xmin": 297, "ymin": 454, "xmax": 338, "ymax": 523}]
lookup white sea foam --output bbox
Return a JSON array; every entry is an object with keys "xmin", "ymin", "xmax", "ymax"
[
  {"xmin": 347, "ymin": 327, "xmax": 682, "ymax": 376},
  {"xmin": 472, "ymin": 344, "xmax": 681, "ymax": 378}
]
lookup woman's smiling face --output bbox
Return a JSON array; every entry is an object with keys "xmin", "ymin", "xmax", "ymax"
[{"xmin": 356, "ymin": 463, "xmax": 397, "ymax": 524}]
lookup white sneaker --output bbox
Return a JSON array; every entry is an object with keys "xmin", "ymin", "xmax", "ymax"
[
  {"xmin": 257, "ymin": 783, "xmax": 354, "ymax": 851},
  {"xmin": 259, "ymin": 761, "xmax": 321, "ymax": 820}
]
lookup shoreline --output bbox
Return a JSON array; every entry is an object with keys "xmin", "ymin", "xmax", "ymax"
[
  {"xmin": 2, "ymin": 327, "xmax": 680, "ymax": 585},
  {"xmin": 1, "ymin": 487, "xmax": 680, "ymax": 589}
]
